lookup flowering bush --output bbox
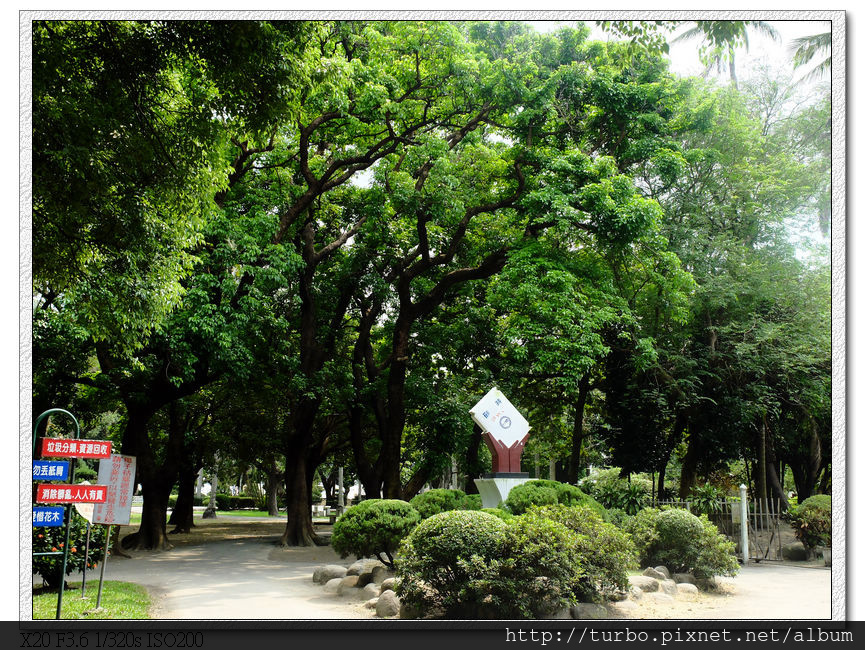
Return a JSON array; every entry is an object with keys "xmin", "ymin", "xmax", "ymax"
[{"xmin": 32, "ymin": 511, "xmax": 106, "ymax": 589}]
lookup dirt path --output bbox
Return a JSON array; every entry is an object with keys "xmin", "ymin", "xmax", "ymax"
[{"xmin": 96, "ymin": 518, "xmax": 832, "ymax": 620}]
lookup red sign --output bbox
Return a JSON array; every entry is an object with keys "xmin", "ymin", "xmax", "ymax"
[
  {"xmin": 40, "ymin": 438, "xmax": 112, "ymax": 459},
  {"xmin": 36, "ymin": 484, "xmax": 108, "ymax": 503}
]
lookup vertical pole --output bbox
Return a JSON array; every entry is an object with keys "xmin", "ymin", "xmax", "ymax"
[
  {"xmin": 548, "ymin": 459, "xmax": 555, "ymax": 481},
  {"xmin": 337, "ymin": 467, "xmax": 344, "ymax": 510},
  {"xmin": 95, "ymin": 525, "xmax": 112, "ymax": 609},
  {"xmin": 451, "ymin": 457, "xmax": 458, "ymax": 490},
  {"xmin": 739, "ymin": 484, "xmax": 749, "ymax": 564},
  {"xmin": 195, "ymin": 468, "xmax": 204, "ymax": 500},
  {"xmin": 533, "ymin": 452, "xmax": 539, "ymax": 479},
  {"xmin": 81, "ymin": 522, "xmax": 92, "ymax": 597}
]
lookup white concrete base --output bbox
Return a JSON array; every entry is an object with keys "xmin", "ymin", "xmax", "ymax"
[{"xmin": 474, "ymin": 477, "xmax": 531, "ymax": 509}]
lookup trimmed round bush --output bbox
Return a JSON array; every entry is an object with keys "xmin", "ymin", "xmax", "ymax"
[
  {"xmin": 503, "ymin": 481, "xmax": 559, "ymax": 515},
  {"xmin": 331, "ymin": 499, "xmax": 420, "ymax": 567},
  {"xmin": 622, "ymin": 507, "xmax": 661, "ymax": 561},
  {"xmin": 791, "ymin": 494, "xmax": 831, "ymax": 549},
  {"xmin": 625, "ymin": 507, "xmax": 738, "ymax": 579},
  {"xmin": 396, "ymin": 510, "xmax": 507, "ymax": 617},
  {"xmin": 505, "ymin": 479, "xmax": 607, "ymax": 518},
  {"xmin": 481, "ymin": 507, "xmax": 514, "ymax": 522},
  {"xmin": 524, "ymin": 504, "xmax": 637, "ymax": 602},
  {"xmin": 410, "ymin": 489, "xmax": 470, "ymax": 519}
]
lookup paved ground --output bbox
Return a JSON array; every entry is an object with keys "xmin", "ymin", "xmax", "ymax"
[
  {"xmin": 49, "ymin": 516, "xmax": 833, "ymax": 620},
  {"xmin": 102, "ymin": 518, "xmax": 370, "ymax": 619},
  {"xmin": 618, "ymin": 563, "xmax": 833, "ymax": 619}
]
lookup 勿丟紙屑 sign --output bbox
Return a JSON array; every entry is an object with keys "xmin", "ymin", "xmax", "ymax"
[
  {"xmin": 40, "ymin": 438, "xmax": 112, "ymax": 459},
  {"xmin": 36, "ymin": 484, "xmax": 107, "ymax": 503},
  {"xmin": 32, "ymin": 460, "xmax": 70, "ymax": 481},
  {"xmin": 93, "ymin": 454, "xmax": 137, "ymax": 525}
]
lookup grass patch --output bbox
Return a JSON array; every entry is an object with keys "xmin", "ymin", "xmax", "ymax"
[
  {"xmin": 218, "ymin": 510, "xmax": 281, "ymax": 518},
  {"xmin": 33, "ymin": 581, "xmax": 151, "ymax": 619}
]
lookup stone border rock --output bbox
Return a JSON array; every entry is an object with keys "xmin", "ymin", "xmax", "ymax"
[{"xmin": 313, "ymin": 562, "xmax": 708, "ymax": 620}]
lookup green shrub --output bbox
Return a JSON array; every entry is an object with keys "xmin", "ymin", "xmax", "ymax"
[
  {"xmin": 790, "ymin": 495, "xmax": 831, "ymax": 549},
  {"xmin": 605, "ymin": 508, "xmax": 631, "ymax": 528},
  {"xmin": 459, "ymin": 493, "xmax": 483, "ymax": 511},
  {"xmin": 622, "ymin": 507, "xmax": 661, "ymax": 562},
  {"xmin": 625, "ymin": 507, "xmax": 738, "ymax": 579},
  {"xmin": 33, "ymin": 511, "xmax": 107, "ymax": 589},
  {"xmin": 410, "ymin": 489, "xmax": 469, "ymax": 519},
  {"xmin": 524, "ymin": 504, "xmax": 637, "ymax": 602},
  {"xmin": 215, "ymin": 493, "xmax": 231, "ymax": 511},
  {"xmin": 396, "ymin": 508, "xmax": 588, "ymax": 618},
  {"xmin": 688, "ymin": 484, "xmax": 725, "ymax": 515},
  {"xmin": 592, "ymin": 479, "xmax": 648, "ymax": 515},
  {"xmin": 331, "ymin": 499, "xmax": 420, "ymax": 567},
  {"xmin": 503, "ymin": 481, "xmax": 558, "ymax": 515},
  {"xmin": 504, "ymin": 479, "xmax": 606, "ymax": 517},
  {"xmin": 481, "ymin": 507, "xmax": 513, "ymax": 522},
  {"xmin": 396, "ymin": 510, "xmax": 508, "ymax": 617},
  {"xmin": 494, "ymin": 515, "xmax": 585, "ymax": 617}
]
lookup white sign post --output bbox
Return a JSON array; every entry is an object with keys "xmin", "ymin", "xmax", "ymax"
[
  {"xmin": 92, "ymin": 455, "xmax": 137, "ymax": 526},
  {"xmin": 469, "ymin": 387, "xmax": 531, "ymax": 448},
  {"xmin": 470, "ymin": 387, "xmax": 532, "ymax": 508},
  {"xmin": 91, "ymin": 454, "xmax": 136, "ymax": 610}
]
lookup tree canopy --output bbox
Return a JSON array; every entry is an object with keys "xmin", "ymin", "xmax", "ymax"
[{"xmin": 31, "ymin": 19, "xmax": 832, "ymax": 548}]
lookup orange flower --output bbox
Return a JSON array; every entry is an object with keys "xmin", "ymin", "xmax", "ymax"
[
  {"xmin": 70, "ymin": 547, "xmax": 77, "ymax": 553},
  {"xmin": 51, "ymin": 547, "xmax": 57, "ymax": 551}
]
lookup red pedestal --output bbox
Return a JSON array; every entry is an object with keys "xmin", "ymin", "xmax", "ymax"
[{"xmin": 481, "ymin": 431, "xmax": 530, "ymax": 474}]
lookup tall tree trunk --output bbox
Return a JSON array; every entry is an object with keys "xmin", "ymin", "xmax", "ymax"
[
  {"xmin": 764, "ymin": 426, "xmax": 790, "ymax": 510},
  {"xmin": 120, "ymin": 401, "xmax": 178, "ymax": 551},
  {"xmin": 280, "ymin": 447, "xmax": 323, "ymax": 546},
  {"xmin": 678, "ymin": 430, "xmax": 702, "ymax": 499},
  {"xmin": 265, "ymin": 460, "xmax": 282, "ymax": 516},
  {"xmin": 168, "ymin": 463, "xmax": 200, "ymax": 534},
  {"xmin": 381, "ymin": 318, "xmax": 412, "ymax": 499},
  {"xmin": 463, "ymin": 424, "xmax": 484, "ymax": 495},
  {"xmin": 566, "ymin": 375, "xmax": 591, "ymax": 484}
]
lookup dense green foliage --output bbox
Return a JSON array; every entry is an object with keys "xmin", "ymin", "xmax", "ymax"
[
  {"xmin": 409, "ymin": 489, "xmax": 481, "ymax": 519},
  {"xmin": 32, "ymin": 19, "xmax": 830, "ymax": 553},
  {"xmin": 331, "ymin": 499, "xmax": 421, "ymax": 567},
  {"xmin": 32, "ymin": 512, "xmax": 107, "ymax": 589},
  {"xmin": 396, "ymin": 509, "xmax": 586, "ymax": 618},
  {"xmin": 623, "ymin": 508, "xmax": 739, "ymax": 579},
  {"xmin": 789, "ymin": 495, "xmax": 831, "ymax": 549},
  {"xmin": 396, "ymin": 510, "xmax": 508, "ymax": 617},
  {"xmin": 504, "ymin": 479, "xmax": 605, "ymax": 517},
  {"xmin": 523, "ymin": 504, "xmax": 637, "ymax": 601}
]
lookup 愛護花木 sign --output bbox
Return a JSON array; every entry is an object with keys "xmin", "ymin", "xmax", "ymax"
[{"xmin": 32, "ymin": 507, "xmax": 65, "ymax": 527}]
